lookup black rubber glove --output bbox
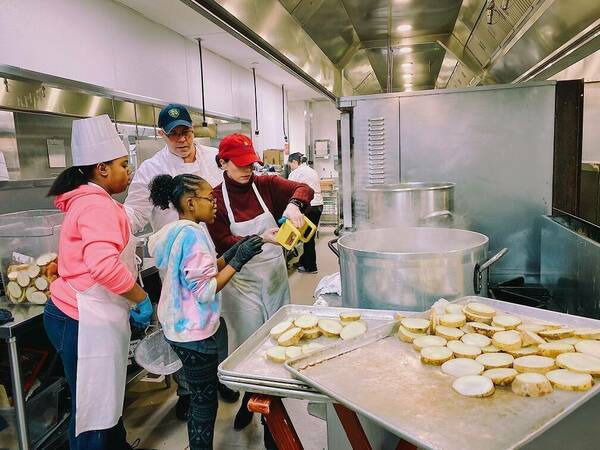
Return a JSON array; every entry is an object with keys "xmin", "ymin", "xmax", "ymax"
[
  {"xmin": 222, "ymin": 235, "xmax": 251, "ymax": 264},
  {"xmin": 229, "ymin": 235, "xmax": 264, "ymax": 272}
]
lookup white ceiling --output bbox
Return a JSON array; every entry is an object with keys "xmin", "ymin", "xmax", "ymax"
[{"xmin": 116, "ymin": 0, "xmax": 325, "ymax": 101}]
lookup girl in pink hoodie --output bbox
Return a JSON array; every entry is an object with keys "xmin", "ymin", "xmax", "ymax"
[{"xmin": 44, "ymin": 151, "xmax": 151, "ymax": 450}]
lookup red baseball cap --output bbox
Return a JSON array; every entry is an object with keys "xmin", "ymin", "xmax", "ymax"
[{"xmin": 218, "ymin": 133, "xmax": 262, "ymax": 167}]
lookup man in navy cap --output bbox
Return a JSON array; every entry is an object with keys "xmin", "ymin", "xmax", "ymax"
[
  {"xmin": 124, "ymin": 104, "xmax": 237, "ymax": 420},
  {"xmin": 126, "ymin": 104, "xmax": 223, "ymax": 232}
]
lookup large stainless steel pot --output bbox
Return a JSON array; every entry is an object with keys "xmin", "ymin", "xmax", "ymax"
[
  {"xmin": 363, "ymin": 182, "xmax": 454, "ymax": 229},
  {"xmin": 329, "ymin": 227, "xmax": 507, "ymax": 311}
]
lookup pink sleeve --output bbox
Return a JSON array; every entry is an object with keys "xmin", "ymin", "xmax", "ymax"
[
  {"xmin": 79, "ymin": 205, "xmax": 136, "ymax": 295},
  {"xmin": 183, "ymin": 243, "xmax": 218, "ymax": 304}
]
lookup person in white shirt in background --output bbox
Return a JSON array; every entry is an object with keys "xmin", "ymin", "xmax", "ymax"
[
  {"xmin": 287, "ymin": 152, "xmax": 324, "ymax": 273},
  {"xmin": 124, "ymin": 104, "xmax": 239, "ymax": 422}
]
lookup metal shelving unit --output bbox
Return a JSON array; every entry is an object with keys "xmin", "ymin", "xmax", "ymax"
[{"xmin": 320, "ymin": 190, "xmax": 338, "ymax": 227}]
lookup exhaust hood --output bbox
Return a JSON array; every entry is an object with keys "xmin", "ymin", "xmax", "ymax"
[{"xmin": 187, "ymin": 0, "xmax": 600, "ymax": 96}]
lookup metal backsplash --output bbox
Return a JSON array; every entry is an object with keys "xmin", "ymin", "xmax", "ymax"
[
  {"xmin": 350, "ymin": 97, "xmax": 400, "ymax": 228},
  {"xmin": 339, "ymin": 82, "xmax": 556, "ymax": 280},
  {"xmin": 13, "ymin": 112, "xmax": 75, "ymax": 180},
  {"xmin": 0, "ymin": 67, "xmax": 252, "ymax": 220},
  {"xmin": 398, "ymin": 82, "xmax": 556, "ymax": 280},
  {"xmin": 541, "ymin": 215, "xmax": 600, "ymax": 319},
  {"xmin": 0, "ymin": 111, "xmax": 18, "ymax": 179},
  {"xmin": 0, "ymin": 181, "xmax": 55, "ymax": 215}
]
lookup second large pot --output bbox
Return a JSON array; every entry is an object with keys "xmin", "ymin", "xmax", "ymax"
[
  {"xmin": 329, "ymin": 227, "xmax": 507, "ymax": 312},
  {"xmin": 363, "ymin": 182, "xmax": 455, "ymax": 229}
]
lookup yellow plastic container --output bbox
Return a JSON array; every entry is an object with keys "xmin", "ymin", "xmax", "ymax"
[{"xmin": 275, "ymin": 216, "xmax": 317, "ymax": 250}]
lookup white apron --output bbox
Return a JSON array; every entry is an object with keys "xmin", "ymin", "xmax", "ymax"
[
  {"xmin": 73, "ymin": 208, "xmax": 138, "ymax": 436},
  {"xmin": 221, "ymin": 181, "xmax": 290, "ymax": 350}
]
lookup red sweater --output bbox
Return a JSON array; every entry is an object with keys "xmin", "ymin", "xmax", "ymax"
[{"xmin": 208, "ymin": 173, "xmax": 314, "ymax": 255}]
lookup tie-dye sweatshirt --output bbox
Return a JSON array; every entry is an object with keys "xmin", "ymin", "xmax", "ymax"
[{"xmin": 148, "ymin": 220, "xmax": 220, "ymax": 343}]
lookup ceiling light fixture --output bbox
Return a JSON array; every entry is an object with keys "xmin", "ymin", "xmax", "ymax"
[
  {"xmin": 397, "ymin": 24, "xmax": 412, "ymax": 33},
  {"xmin": 486, "ymin": 0, "xmax": 495, "ymax": 25}
]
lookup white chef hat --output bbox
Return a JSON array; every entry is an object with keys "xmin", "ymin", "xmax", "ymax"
[{"xmin": 71, "ymin": 114, "xmax": 128, "ymax": 166}]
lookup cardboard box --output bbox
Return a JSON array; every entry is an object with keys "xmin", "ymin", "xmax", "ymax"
[
  {"xmin": 263, "ymin": 149, "xmax": 284, "ymax": 166},
  {"xmin": 320, "ymin": 178, "xmax": 335, "ymax": 191}
]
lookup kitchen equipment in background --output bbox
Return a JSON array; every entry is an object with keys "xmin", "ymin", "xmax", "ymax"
[
  {"xmin": 314, "ymin": 139, "xmax": 330, "ymax": 158},
  {"xmin": 135, "ymin": 139, "xmax": 165, "ymax": 168},
  {"xmin": 367, "ymin": 117, "xmax": 386, "ymax": 185},
  {"xmin": 329, "ymin": 227, "xmax": 507, "ymax": 311},
  {"xmin": 0, "ymin": 210, "xmax": 63, "ymax": 300},
  {"xmin": 363, "ymin": 182, "xmax": 454, "ymax": 229},
  {"xmin": 489, "ymin": 277, "xmax": 557, "ymax": 311},
  {"xmin": 320, "ymin": 178, "xmax": 338, "ymax": 227}
]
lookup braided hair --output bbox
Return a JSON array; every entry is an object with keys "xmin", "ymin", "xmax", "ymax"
[{"xmin": 149, "ymin": 174, "xmax": 208, "ymax": 213}]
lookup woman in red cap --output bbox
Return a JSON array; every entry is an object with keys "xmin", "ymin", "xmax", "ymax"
[{"xmin": 207, "ymin": 133, "xmax": 313, "ymax": 433}]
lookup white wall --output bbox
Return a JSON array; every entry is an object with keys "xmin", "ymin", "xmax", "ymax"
[
  {"xmin": 583, "ymin": 82, "xmax": 600, "ymax": 162},
  {"xmin": 0, "ymin": 0, "xmax": 287, "ymax": 154},
  {"xmin": 288, "ymin": 101, "xmax": 307, "ymax": 154},
  {"xmin": 552, "ymin": 50, "xmax": 600, "ymax": 82},
  {"xmin": 551, "ymin": 50, "xmax": 600, "ymax": 161},
  {"xmin": 288, "ymin": 100, "xmax": 339, "ymax": 178}
]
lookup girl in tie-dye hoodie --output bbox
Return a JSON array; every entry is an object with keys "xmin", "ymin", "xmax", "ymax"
[{"xmin": 147, "ymin": 173, "xmax": 263, "ymax": 450}]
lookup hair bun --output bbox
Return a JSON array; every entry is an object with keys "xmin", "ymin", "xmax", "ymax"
[{"xmin": 149, "ymin": 174, "xmax": 175, "ymax": 210}]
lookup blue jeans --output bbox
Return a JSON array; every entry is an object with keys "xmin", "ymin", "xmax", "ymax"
[{"xmin": 43, "ymin": 299, "xmax": 132, "ymax": 450}]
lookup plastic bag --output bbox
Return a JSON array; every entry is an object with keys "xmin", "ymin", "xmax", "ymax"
[{"xmin": 314, "ymin": 272, "xmax": 342, "ymax": 298}]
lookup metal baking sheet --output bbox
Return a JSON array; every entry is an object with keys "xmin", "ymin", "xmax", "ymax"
[
  {"xmin": 218, "ymin": 378, "xmax": 329, "ymax": 402},
  {"xmin": 218, "ymin": 304, "xmax": 406, "ymax": 389},
  {"xmin": 286, "ymin": 297, "xmax": 600, "ymax": 450},
  {"xmin": 219, "ymin": 375, "xmax": 315, "ymax": 392}
]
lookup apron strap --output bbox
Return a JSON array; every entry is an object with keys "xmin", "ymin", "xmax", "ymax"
[
  {"xmin": 222, "ymin": 180, "xmax": 269, "ymax": 225},
  {"xmin": 221, "ymin": 179, "xmax": 237, "ymax": 224},
  {"xmin": 252, "ymin": 183, "xmax": 270, "ymax": 214}
]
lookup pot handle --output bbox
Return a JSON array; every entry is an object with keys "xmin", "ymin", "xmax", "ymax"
[
  {"xmin": 328, "ymin": 238, "xmax": 340, "ymax": 258},
  {"xmin": 473, "ymin": 248, "xmax": 509, "ymax": 294},
  {"xmin": 334, "ymin": 223, "xmax": 344, "ymax": 237},
  {"xmin": 422, "ymin": 210, "xmax": 453, "ymax": 221}
]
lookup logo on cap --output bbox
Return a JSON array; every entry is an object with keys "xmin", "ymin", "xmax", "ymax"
[{"xmin": 168, "ymin": 108, "xmax": 180, "ymax": 118}]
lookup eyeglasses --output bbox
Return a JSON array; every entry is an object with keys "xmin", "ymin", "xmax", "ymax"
[
  {"xmin": 191, "ymin": 195, "xmax": 215, "ymax": 204},
  {"xmin": 166, "ymin": 129, "xmax": 194, "ymax": 140}
]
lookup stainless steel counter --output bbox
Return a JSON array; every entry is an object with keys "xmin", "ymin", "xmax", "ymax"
[
  {"xmin": 0, "ymin": 258, "xmax": 159, "ymax": 449},
  {"xmin": 0, "ymin": 302, "xmax": 44, "ymax": 339},
  {"xmin": 0, "ymin": 258, "xmax": 158, "ymax": 339}
]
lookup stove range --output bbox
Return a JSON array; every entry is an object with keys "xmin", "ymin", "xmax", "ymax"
[{"xmin": 488, "ymin": 277, "xmax": 566, "ymax": 313}]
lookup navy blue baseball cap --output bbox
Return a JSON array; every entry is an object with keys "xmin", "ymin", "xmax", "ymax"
[{"xmin": 158, "ymin": 103, "xmax": 193, "ymax": 133}]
